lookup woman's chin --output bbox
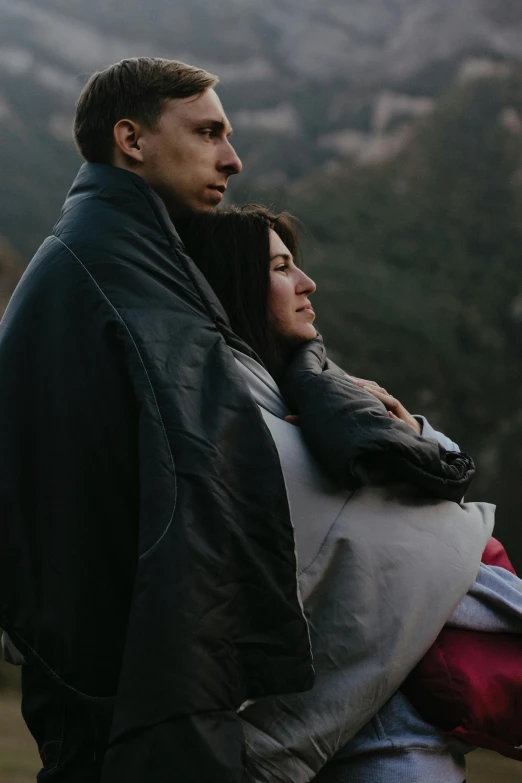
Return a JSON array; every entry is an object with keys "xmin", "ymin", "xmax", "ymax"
[
  {"xmin": 279, "ymin": 326, "xmax": 318, "ymax": 355},
  {"xmin": 302, "ymin": 325, "xmax": 318, "ymax": 341},
  {"xmin": 287, "ymin": 327, "xmax": 317, "ymax": 344}
]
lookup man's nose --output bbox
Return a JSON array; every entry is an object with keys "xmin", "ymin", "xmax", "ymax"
[{"xmin": 219, "ymin": 140, "xmax": 243, "ymax": 176}]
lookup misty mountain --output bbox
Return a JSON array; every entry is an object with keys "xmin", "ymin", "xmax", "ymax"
[
  {"xmin": 1, "ymin": 0, "xmax": 522, "ymax": 255},
  {"xmin": 1, "ymin": 0, "xmax": 522, "ymax": 564}
]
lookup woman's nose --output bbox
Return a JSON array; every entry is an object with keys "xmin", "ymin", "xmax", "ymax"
[{"xmin": 297, "ymin": 270, "xmax": 316, "ymax": 294}]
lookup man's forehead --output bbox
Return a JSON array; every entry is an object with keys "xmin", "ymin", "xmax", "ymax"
[{"xmin": 167, "ymin": 90, "xmax": 232, "ymax": 132}]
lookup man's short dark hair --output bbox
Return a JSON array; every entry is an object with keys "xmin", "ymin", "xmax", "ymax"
[{"xmin": 74, "ymin": 57, "xmax": 219, "ymax": 164}]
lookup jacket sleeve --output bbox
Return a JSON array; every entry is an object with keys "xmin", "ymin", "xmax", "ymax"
[{"xmin": 280, "ymin": 337, "xmax": 475, "ymax": 502}]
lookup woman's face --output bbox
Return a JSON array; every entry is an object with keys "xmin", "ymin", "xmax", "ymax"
[{"xmin": 268, "ymin": 229, "xmax": 317, "ymax": 344}]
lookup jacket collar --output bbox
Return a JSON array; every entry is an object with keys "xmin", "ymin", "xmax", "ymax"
[{"xmin": 60, "ymin": 162, "xmax": 183, "ymax": 244}]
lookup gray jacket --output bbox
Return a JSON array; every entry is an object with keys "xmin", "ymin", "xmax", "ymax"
[{"xmin": 233, "ymin": 351, "xmax": 494, "ymax": 783}]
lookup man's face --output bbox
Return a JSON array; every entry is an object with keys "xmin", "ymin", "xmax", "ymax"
[{"xmin": 137, "ymin": 88, "xmax": 242, "ymax": 216}]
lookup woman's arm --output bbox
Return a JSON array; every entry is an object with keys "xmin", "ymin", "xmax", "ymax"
[
  {"xmin": 280, "ymin": 337, "xmax": 474, "ymax": 501},
  {"xmin": 349, "ymin": 376, "xmax": 460, "ymax": 452}
]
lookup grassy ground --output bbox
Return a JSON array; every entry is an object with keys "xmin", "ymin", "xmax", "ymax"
[
  {"xmin": 0, "ymin": 692, "xmax": 40, "ymax": 783},
  {"xmin": 467, "ymin": 750, "xmax": 522, "ymax": 782},
  {"xmin": 0, "ymin": 663, "xmax": 520, "ymax": 782}
]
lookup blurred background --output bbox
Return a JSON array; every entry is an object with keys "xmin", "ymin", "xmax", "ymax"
[{"xmin": 1, "ymin": 0, "xmax": 522, "ymax": 780}]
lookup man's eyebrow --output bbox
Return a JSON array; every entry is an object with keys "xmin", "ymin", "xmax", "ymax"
[{"xmin": 192, "ymin": 118, "xmax": 234, "ymax": 136}]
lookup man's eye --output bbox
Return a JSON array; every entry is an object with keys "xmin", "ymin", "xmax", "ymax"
[{"xmin": 199, "ymin": 129, "xmax": 214, "ymax": 138}]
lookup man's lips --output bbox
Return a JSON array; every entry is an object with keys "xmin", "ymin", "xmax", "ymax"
[{"xmin": 208, "ymin": 185, "xmax": 226, "ymax": 202}]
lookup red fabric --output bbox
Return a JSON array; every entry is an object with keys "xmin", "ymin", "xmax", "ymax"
[
  {"xmin": 402, "ymin": 538, "xmax": 522, "ymax": 762},
  {"xmin": 482, "ymin": 537, "xmax": 516, "ymax": 574}
]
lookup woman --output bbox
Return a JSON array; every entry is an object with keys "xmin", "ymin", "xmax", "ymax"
[{"xmin": 176, "ymin": 205, "xmax": 508, "ymax": 782}]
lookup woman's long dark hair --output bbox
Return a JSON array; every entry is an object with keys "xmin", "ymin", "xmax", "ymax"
[{"xmin": 177, "ymin": 204, "xmax": 301, "ymax": 377}]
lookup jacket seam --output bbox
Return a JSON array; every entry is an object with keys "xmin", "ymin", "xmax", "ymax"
[
  {"xmin": 52, "ymin": 235, "xmax": 177, "ymax": 560},
  {"xmin": 298, "ymin": 490, "xmax": 354, "ymax": 576},
  {"xmin": 1, "ymin": 614, "xmax": 115, "ymax": 701}
]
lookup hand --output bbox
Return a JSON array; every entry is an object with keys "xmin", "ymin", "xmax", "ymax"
[
  {"xmin": 284, "ymin": 414, "xmax": 300, "ymax": 426},
  {"xmin": 349, "ymin": 376, "xmax": 422, "ymax": 435}
]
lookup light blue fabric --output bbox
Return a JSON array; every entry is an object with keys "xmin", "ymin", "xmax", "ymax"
[
  {"xmin": 415, "ymin": 415, "xmax": 460, "ymax": 453},
  {"xmin": 449, "ymin": 564, "xmax": 522, "ymax": 632},
  {"xmin": 327, "ymin": 692, "xmax": 468, "ymax": 783}
]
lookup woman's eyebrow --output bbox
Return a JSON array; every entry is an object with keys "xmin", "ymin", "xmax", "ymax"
[{"xmin": 270, "ymin": 252, "xmax": 293, "ymax": 262}]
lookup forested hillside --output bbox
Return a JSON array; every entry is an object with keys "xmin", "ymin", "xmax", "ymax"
[
  {"xmin": 0, "ymin": 237, "xmax": 23, "ymax": 317},
  {"xmin": 289, "ymin": 67, "xmax": 522, "ymax": 562}
]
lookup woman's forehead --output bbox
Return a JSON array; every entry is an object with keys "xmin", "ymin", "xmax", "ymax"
[{"xmin": 269, "ymin": 229, "xmax": 292, "ymax": 260}]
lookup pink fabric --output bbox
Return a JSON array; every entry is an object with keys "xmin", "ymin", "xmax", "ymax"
[{"xmin": 402, "ymin": 538, "xmax": 522, "ymax": 761}]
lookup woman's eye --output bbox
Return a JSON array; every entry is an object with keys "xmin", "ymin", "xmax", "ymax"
[{"xmin": 275, "ymin": 265, "xmax": 288, "ymax": 273}]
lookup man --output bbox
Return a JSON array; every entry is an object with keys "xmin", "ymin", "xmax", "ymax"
[{"xmin": 0, "ymin": 58, "xmax": 314, "ymax": 782}]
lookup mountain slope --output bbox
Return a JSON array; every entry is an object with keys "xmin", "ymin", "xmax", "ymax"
[
  {"xmin": 0, "ymin": 236, "xmax": 24, "ymax": 316},
  {"xmin": 1, "ymin": 0, "xmax": 522, "ymax": 562},
  {"xmin": 2, "ymin": 0, "xmax": 522, "ymax": 255},
  {"xmin": 291, "ymin": 67, "xmax": 522, "ymax": 564}
]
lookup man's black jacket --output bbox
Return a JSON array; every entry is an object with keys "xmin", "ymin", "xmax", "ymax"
[{"xmin": 0, "ymin": 164, "xmax": 314, "ymax": 781}]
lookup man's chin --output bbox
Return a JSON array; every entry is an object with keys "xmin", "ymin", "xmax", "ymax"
[
  {"xmin": 192, "ymin": 200, "xmax": 221, "ymax": 214},
  {"xmin": 201, "ymin": 188, "xmax": 226, "ymax": 209},
  {"xmin": 165, "ymin": 198, "xmax": 219, "ymax": 220}
]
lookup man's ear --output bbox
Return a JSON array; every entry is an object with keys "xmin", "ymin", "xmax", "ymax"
[{"xmin": 113, "ymin": 119, "xmax": 144, "ymax": 165}]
